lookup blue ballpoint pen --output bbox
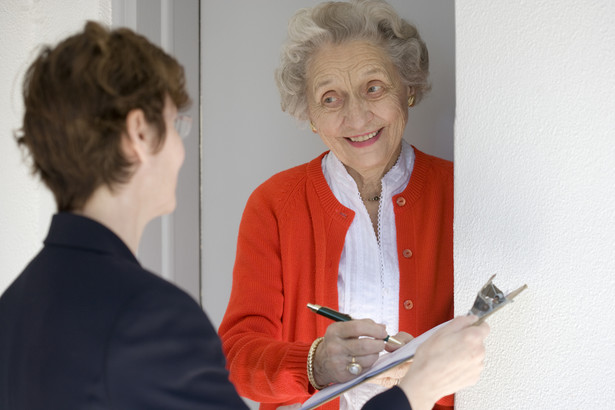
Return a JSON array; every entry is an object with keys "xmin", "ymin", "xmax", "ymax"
[{"xmin": 307, "ymin": 303, "xmax": 403, "ymax": 345}]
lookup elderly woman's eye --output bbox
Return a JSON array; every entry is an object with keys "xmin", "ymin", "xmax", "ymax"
[
  {"xmin": 367, "ymin": 84, "xmax": 384, "ymax": 94},
  {"xmin": 322, "ymin": 94, "xmax": 341, "ymax": 105}
]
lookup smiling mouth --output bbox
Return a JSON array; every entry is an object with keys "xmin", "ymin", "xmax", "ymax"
[{"xmin": 347, "ymin": 129, "xmax": 382, "ymax": 143}]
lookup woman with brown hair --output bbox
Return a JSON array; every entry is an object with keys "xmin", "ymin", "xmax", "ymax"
[{"xmin": 0, "ymin": 21, "xmax": 246, "ymax": 409}]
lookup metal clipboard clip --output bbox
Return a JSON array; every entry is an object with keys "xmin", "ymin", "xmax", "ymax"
[{"xmin": 469, "ymin": 274, "xmax": 528, "ymax": 324}]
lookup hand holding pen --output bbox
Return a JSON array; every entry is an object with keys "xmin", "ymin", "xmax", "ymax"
[
  {"xmin": 306, "ymin": 303, "xmax": 412, "ymax": 388},
  {"xmin": 307, "ymin": 303, "xmax": 403, "ymax": 345}
]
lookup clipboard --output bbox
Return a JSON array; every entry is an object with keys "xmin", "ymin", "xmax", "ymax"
[{"xmin": 299, "ymin": 275, "xmax": 527, "ymax": 410}]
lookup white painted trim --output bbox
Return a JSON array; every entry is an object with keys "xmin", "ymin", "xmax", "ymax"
[
  {"xmin": 111, "ymin": 0, "xmax": 137, "ymax": 29},
  {"xmin": 160, "ymin": 214, "xmax": 174, "ymax": 281},
  {"xmin": 159, "ymin": 0, "xmax": 174, "ymax": 281},
  {"xmin": 161, "ymin": 0, "xmax": 173, "ymax": 52}
]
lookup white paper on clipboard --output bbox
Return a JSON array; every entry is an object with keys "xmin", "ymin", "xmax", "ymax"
[{"xmin": 300, "ymin": 276, "xmax": 527, "ymax": 410}]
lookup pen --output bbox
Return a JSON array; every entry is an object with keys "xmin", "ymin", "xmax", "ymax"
[{"xmin": 307, "ymin": 303, "xmax": 403, "ymax": 345}]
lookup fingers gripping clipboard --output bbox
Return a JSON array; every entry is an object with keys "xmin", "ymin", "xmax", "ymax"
[{"xmin": 299, "ymin": 275, "xmax": 527, "ymax": 410}]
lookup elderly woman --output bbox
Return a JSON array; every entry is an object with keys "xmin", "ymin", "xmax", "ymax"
[{"xmin": 219, "ymin": 0, "xmax": 456, "ymax": 409}]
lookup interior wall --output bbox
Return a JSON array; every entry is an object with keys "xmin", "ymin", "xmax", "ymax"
[
  {"xmin": 200, "ymin": 0, "xmax": 456, "ymax": 329},
  {"xmin": 454, "ymin": 1, "xmax": 615, "ymax": 408},
  {"xmin": 0, "ymin": 0, "xmax": 111, "ymax": 294}
]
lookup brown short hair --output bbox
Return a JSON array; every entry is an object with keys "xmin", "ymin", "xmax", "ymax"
[{"xmin": 16, "ymin": 21, "xmax": 190, "ymax": 212}]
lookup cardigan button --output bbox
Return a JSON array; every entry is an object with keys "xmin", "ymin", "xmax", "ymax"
[
  {"xmin": 396, "ymin": 197, "xmax": 406, "ymax": 207},
  {"xmin": 403, "ymin": 299, "xmax": 414, "ymax": 310},
  {"xmin": 402, "ymin": 249, "xmax": 413, "ymax": 258}
]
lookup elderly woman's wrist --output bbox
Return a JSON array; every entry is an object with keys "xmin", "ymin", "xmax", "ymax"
[{"xmin": 307, "ymin": 337, "xmax": 327, "ymax": 390}]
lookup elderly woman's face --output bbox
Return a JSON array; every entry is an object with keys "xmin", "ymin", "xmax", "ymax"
[{"xmin": 306, "ymin": 40, "xmax": 410, "ymax": 176}]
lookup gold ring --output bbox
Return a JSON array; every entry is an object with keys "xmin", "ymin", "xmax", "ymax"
[{"xmin": 346, "ymin": 356, "xmax": 362, "ymax": 375}]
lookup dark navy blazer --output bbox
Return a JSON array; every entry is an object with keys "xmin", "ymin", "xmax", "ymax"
[
  {"xmin": 0, "ymin": 213, "xmax": 410, "ymax": 410},
  {"xmin": 0, "ymin": 213, "xmax": 248, "ymax": 409}
]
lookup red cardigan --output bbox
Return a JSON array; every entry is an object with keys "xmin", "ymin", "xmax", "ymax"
[{"xmin": 219, "ymin": 147, "xmax": 454, "ymax": 410}]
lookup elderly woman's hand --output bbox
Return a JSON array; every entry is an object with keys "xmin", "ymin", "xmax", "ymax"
[
  {"xmin": 383, "ymin": 331, "xmax": 414, "ymax": 353},
  {"xmin": 366, "ymin": 331, "xmax": 414, "ymax": 387},
  {"xmin": 365, "ymin": 359, "xmax": 411, "ymax": 388},
  {"xmin": 398, "ymin": 315, "xmax": 490, "ymax": 410},
  {"xmin": 313, "ymin": 319, "xmax": 390, "ymax": 386}
]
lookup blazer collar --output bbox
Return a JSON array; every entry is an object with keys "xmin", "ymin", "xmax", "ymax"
[{"xmin": 44, "ymin": 212, "xmax": 140, "ymax": 266}]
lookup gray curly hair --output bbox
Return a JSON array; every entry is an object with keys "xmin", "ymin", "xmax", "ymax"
[{"xmin": 275, "ymin": 0, "xmax": 430, "ymax": 121}]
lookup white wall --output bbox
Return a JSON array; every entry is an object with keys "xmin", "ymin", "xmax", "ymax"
[
  {"xmin": 0, "ymin": 0, "xmax": 111, "ymax": 294},
  {"xmin": 455, "ymin": 1, "xmax": 615, "ymax": 408}
]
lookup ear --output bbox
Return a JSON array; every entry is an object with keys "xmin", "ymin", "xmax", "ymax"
[
  {"xmin": 123, "ymin": 109, "xmax": 150, "ymax": 164},
  {"xmin": 407, "ymin": 85, "xmax": 415, "ymax": 99},
  {"xmin": 309, "ymin": 119, "xmax": 318, "ymax": 133}
]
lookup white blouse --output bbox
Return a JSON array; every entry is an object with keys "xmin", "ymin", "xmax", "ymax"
[{"xmin": 322, "ymin": 140, "xmax": 415, "ymax": 410}]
